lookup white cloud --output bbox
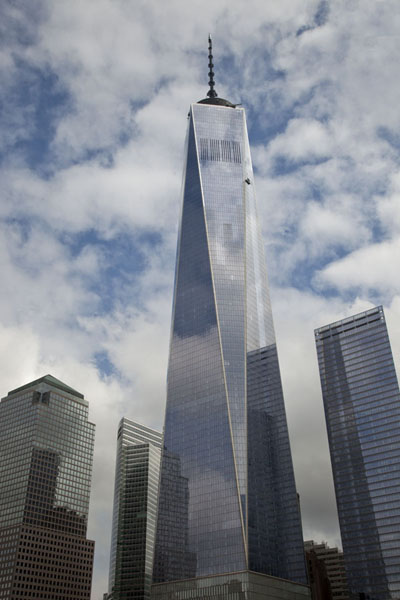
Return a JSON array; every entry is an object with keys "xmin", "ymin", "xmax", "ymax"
[
  {"xmin": 299, "ymin": 195, "xmax": 371, "ymax": 256},
  {"xmin": 315, "ymin": 238, "xmax": 400, "ymax": 296},
  {"xmin": 1, "ymin": 1, "xmax": 400, "ymax": 598},
  {"xmin": 266, "ymin": 118, "xmax": 333, "ymax": 164}
]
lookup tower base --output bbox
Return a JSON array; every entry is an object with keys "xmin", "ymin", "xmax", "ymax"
[{"xmin": 151, "ymin": 571, "xmax": 311, "ymax": 600}]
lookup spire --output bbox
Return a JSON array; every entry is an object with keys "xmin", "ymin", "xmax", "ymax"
[
  {"xmin": 207, "ymin": 35, "xmax": 218, "ymax": 98},
  {"xmin": 197, "ymin": 35, "xmax": 235, "ymax": 108}
]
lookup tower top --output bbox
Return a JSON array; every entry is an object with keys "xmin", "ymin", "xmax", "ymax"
[
  {"xmin": 197, "ymin": 35, "xmax": 236, "ymax": 108},
  {"xmin": 7, "ymin": 374, "xmax": 84, "ymax": 399}
]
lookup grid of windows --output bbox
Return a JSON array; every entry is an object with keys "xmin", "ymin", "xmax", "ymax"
[
  {"xmin": 108, "ymin": 420, "xmax": 161, "ymax": 600},
  {"xmin": 0, "ymin": 376, "xmax": 95, "ymax": 600},
  {"xmin": 315, "ymin": 306, "xmax": 400, "ymax": 600},
  {"xmin": 247, "ymin": 346, "xmax": 306, "ymax": 580},
  {"xmin": 0, "ymin": 524, "xmax": 94, "ymax": 600},
  {"xmin": 304, "ymin": 540, "xmax": 349, "ymax": 599}
]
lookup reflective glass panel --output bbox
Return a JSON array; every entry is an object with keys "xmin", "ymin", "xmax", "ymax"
[{"xmin": 316, "ymin": 306, "xmax": 400, "ymax": 600}]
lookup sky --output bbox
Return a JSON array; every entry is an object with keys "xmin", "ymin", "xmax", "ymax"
[{"xmin": 2, "ymin": 0, "xmax": 400, "ymax": 597}]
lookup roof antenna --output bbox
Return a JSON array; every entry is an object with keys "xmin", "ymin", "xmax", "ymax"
[{"xmin": 207, "ymin": 35, "xmax": 218, "ymax": 98}]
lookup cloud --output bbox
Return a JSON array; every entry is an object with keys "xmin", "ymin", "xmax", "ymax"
[
  {"xmin": 299, "ymin": 195, "xmax": 371, "ymax": 256},
  {"xmin": 315, "ymin": 238, "xmax": 400, "ymax": 297},
  {"xmin": 377, "ymin": 170, "xmax": 400, "ymax": 236},
  {"xmin": 1, "ymin": 1, "xmax": 400, "ymax": 598},
  {"xmin": 266, "ymin": 118, "xmax": 333, "ymax": 165}
]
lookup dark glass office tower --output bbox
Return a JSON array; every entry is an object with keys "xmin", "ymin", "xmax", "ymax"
[
  {"xmin": 152, "ymin": 39, "xmax": 309, "ymax": 600},
  {"xmin": 108, "ymin": 419, "xmax": 162, "ymax": 600},
  {"xmin": 0, "ymin": 374, "xmax": 95, "ymax": 600},
  {"xmin": 315, "ymin": 306, "xmax": 400, "ymax": 600}
]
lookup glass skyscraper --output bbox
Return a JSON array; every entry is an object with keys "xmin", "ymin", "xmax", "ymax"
[
  {"xmin": 152, "ymin": 39, "xmax": 309, "ymax": 600},
  {"xmin": 108, "ymin": 419, "xmax": 162, "ymax": 600},
  {"xmin": 315, "ymin": 306, "xmax": 400, "ymax": 600},
  {"xmin": 0, "ymin": 374, "xmax": 95, "ymax": 600}
]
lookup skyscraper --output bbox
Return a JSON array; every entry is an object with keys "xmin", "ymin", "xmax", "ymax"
[
  {"xmin": 0, "ymin": 374, "xmax": 95, "ymax": 600},
  {"xmin": 152, "ymin": 38, "xmax": 309, "ymax": 600},
  {"xmin": 315, "ymin": 306, "xmax": 400, "ymax": 600},
  {"xmin": 108, "ymin": 419, "xmax": 162, "ymax": 600}
]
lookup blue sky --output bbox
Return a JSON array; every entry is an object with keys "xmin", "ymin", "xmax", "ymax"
[{"xmin": 2, "ymin": 1, "xmax": 400, "ymax": 597}]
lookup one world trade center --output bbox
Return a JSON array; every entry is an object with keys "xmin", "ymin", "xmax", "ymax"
[{"xmin": 152, "ymin": 38, "xmax": 310, "ymax": 600}]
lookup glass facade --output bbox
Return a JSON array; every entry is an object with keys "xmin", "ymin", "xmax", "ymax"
[
  {"xmin": 315, "ymin": 306, "xmax": 400, "ymax": 600},
  {"xmin": 0, "ymin": 374, "xmax": 95, "ymax": 600},
  {"xmin": 108, "ymin": 419, "xmax": 162, "ymax": 600},
  {"xmin": 153, "ymin": 101, "xmax": 307, "ymax": 592}
]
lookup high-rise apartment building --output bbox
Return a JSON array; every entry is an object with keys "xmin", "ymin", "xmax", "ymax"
[
  {"xmin": 0, "ymin": 374, "xmax": 95, "ymax": 600},
  {"xmin": 315, "ymin": 306, "xmax": 400, "ymax": 600},
  {"xmin": 304, "ymin": 541, "xmax": 349, "ymax": 600},
  {"xmin": 152, "ymin": 38, "xmax": 309, "ymax": 600},
  {"xmin": 108, "ymin": 419, "xmax": 162, "ymax": 600}
]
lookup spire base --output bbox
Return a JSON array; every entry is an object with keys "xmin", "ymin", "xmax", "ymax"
[{"xmin": 197, "ymin": 96, "xmax": 236, "ymax": 108}]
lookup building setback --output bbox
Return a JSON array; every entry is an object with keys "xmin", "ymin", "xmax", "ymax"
[
  {"xmin": 304, "ymin": 544, "xmax": 332, "ymax": 600},
  {"xmin": 315, "ymin": 306, "xmax": 400, "ymax": 600},
  {"xmin": 304, "ymin": 541, "xmax": 349, "ymax": 600},
  {"xmin": 0, "ymin": 374, "xmax": 95, "ymax": 600},
  {"xmin": 152, "ymin": 38, "xmax": 309, "ymax": 600},
  {"xmin": 107, "ymin": 419, "xmax": 162, "ymax": 600}
]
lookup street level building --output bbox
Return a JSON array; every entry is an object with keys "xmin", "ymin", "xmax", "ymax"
[
  {"xmin": 315, "ymin": 306, "xmax": 400, "ymax": 600},
  {"xmin": 108, "ymin": 419, "xmax": 162, "ymax": 600},
  {"xmin": 152, "ymin": 38, "xmax": 309, "ymax": 600},
  {"xmin": 304, "ymin": 541, "xmax": 349, "ymax": 600},
  {"xmin": 0, "ymin": 374, "xmax": 95, "ymax": 600}
]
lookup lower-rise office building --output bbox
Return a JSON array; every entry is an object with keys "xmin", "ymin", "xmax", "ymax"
[
  {"xmin": 107, "ymin": 419, "xmax": 162, "ymax": 600},
  {"xmin": 304, "ymin": 544, "xmax": 332, "ymax": 600},
  {"xmin": 315, "ymin": 306, "xmax": 400, "ymax": 600},
  {"xmin": 304, "ymin": 541, "xmax": 349, "ymax": 600},
  {"xmin": 0, "ymin": 375, "xmax": 95, "ymax": 600}
]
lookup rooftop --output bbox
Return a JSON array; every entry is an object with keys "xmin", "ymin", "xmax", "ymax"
[{"xmin": 8, "ymin": 374, "xmax": 84, "ymax": 399}]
